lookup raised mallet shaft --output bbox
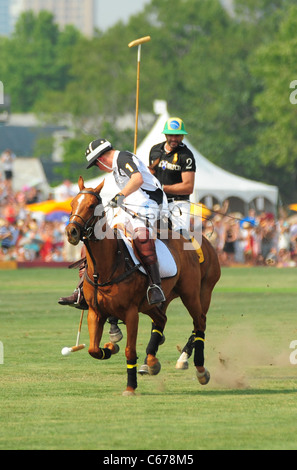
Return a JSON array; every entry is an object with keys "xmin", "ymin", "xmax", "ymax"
[{"xmin": 128, "ymin": 36, "xmax": 151, "ymax": 154}]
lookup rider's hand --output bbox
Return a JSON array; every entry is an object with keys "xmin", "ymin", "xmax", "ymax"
[{"xmin": 109, "ymin": 192, "xmax": 125, "ymax": 208}]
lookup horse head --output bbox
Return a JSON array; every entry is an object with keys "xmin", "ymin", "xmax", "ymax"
[{"xmin": 66, "ymin": 176, "xmax": 105, "ymax": 245}]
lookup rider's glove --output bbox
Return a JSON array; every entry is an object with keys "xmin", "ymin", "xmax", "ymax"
[{"xmin": 110, "ymin": 192, "xmax": 125, "ymax": 208}]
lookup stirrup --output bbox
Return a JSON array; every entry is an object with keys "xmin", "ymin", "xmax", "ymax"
[{"xmin": 146, "ymin": 284, "xmax": 166, "ymax": 305}]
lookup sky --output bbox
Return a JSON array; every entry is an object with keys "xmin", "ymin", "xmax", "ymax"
[{"xmin": 95, "ymin": 0, "xmax": 151, "ymax": 31}]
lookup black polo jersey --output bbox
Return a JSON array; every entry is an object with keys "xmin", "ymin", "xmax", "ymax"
[{"xmin": 149, "ymin": 142, "xmax": 196, "ymax": 200}]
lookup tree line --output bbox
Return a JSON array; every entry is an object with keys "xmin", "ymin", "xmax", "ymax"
[{"xmin": 0, "ymin": 0, "xmax": 296, "ymax": 203}]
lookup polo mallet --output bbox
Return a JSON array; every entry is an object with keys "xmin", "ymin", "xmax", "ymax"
[
  {"xmin": 128, "ymin": 35, "xmax": 151, "ymax": 154},
  {"xmin": 61, "ymin": 309, "xmax": 86, "ymax": 356}
]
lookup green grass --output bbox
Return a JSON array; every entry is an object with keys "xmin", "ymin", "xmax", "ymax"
[{"xmin": 0, "ymin": 266, "xmax": 297, "ymax": 450}]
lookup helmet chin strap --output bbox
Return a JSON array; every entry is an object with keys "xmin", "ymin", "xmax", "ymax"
[{"xmin": 97, "ymin": 159, "xmax": 112, "ymax": 171}]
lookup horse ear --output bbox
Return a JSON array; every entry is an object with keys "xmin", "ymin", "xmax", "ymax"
[
  {"xmin": 78, "ymin": 176, "xmax": 85, "ymax": 190},
  {"xmin": 96, "ymin": 179, "xmax": 105, "ymax": 193}
]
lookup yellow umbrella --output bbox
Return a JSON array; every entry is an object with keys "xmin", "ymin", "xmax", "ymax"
[
  {"xmin": 190, "ymin": 203, "xmax": 211, "ymax": 219},
  {"xmin": 289, "ymin": 204, "xmax": 297, "ymax": 212},
  {"xmin": 26, "ymin": 198, "xmax": 72, "ymax": 214}
]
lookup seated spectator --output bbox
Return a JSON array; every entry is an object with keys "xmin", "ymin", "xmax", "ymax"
[{"xmin": 0, "ymin": 219, "xmax": 19, "ymax": 259}]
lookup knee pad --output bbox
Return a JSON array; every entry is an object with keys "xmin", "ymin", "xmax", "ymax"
[{"xmin": 133, "ymin": 228, "xmax": 157, "ymax": 265}]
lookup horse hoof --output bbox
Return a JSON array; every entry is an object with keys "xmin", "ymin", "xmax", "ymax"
[
  {"xmin": 176, "ymin": 360, "xmax": 189, "ymax": 370},
  {"xmin": 146, "ymin": 355, "xmax": 161, "ymax": 375},
  {"xmin": 109, "ymin": 324, "xmax": 123, "ymax": 344},
  {"xmin": 103, "ymin": 342, "xmax": 120, "ymax": 355},
  {"xmin": 148, "ymin": 361, "xmax": 161, "ymax": 376},
  {"xmin": 196, "ymin": 367, "xmax": 210, "ymax": 385},
  {"xmin": 122, "ymin": 389, "xmax": 136, "ymax": 397},
  {"xmin": 138, "ymin": 364, "xmax": 149, "ymax": 375},
  {"xmin": 176, "ymin": 351, "xmax": 189, "ymax": 369}
]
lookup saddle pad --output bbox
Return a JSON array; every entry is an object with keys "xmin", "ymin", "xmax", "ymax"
[{"xmin": 118, "ymin": 230, "xmax": 177, "ymax": 279}]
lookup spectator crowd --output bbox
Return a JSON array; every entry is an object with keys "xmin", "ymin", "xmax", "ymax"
[
  {"xmin": 0, "ymin": 159, "xmax": 81, "ymax": 263},
  {"xmin": 200, "ymin": 205, "xmax": 297, "ymax": 268},
  {"xmin": 0, "ymin": 162, "xmax": 297, "ymax": 268}
]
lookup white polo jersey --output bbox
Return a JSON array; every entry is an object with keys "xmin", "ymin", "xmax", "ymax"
[
  {"xmin": 110, "ymin": 151, "xmax": 167, "ymax": 234},
  {"xmin": 112, "ymin": 151, "xmax": 162, "ymax": 193}
]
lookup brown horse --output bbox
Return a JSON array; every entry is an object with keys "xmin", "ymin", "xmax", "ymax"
[{"xmin": 66, "ymin": 176, "xmax": 220, "ymax": 395}]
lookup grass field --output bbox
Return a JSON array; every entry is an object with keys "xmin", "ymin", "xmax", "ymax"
[{"xmin": 0, "ymin": 266, "xmax": 296, "ymax": 450}]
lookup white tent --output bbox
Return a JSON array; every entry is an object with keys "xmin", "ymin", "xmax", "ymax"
[
  {"xmin": 55, "ymin": 100, "xmax": 279, "ymax": 214},
  {"xmin": 136, "ymin": 101, "xmax": 279, "ymax": 213}
]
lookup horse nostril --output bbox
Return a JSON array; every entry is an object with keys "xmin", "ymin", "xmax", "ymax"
[
  {"xmin": 70, "ymin": 227, "xmax": 77, "ymax": 236},
  {"xmin": 66, "ymin": 225, "xmax": 79, "ymax": 241}
]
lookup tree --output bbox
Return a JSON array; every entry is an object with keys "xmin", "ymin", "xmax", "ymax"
[
  {"xmin": 0, "ymin": 11, "xmax": 81, "ymax": 112},
  {"xmin": 249, "ymin": 4, "xmax": 297, "ymax": 201}
]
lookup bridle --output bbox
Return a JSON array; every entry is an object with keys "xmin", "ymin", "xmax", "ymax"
[
  {"xmin": 67, "ymin": 189, "xmax": 141, "ymax": 302},
  {"xmin": 69, "ymin": 189, "xmax": 103, "ymax": 240}
]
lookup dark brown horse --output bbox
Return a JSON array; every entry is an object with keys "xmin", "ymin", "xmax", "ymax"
[{"xmin": 66, "ymin": 176, "xmax": 220, "ymax": 395}]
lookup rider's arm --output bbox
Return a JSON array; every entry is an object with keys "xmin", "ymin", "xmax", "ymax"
[
  {"xmin": 162, "ymin": 171, "xmax": 195, "ymax": 196},
  {"xmin": 121, "ymin": 172, "xmax": 144, "ymax": 197}
]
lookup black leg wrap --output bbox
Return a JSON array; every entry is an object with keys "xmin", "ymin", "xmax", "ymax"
[
  {"xmin": 193, "ymin": 331, "xmax": 205, "ymax": 367},
  {"xmin": 182, "ymin": 332, "xmax": 195, "ymax": 358},
  {"xmin": 127, "ymin": 360, "xmax": 138, "ymax": 390},
  {"xmin": 99, "ymin": 348, "xmax": 112, "ymax": 360},
  {"xmin": 146, "ymin": 324, "xmax": 164, "ymax": 356}
]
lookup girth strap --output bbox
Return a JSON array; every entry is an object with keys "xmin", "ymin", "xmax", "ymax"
[{"xmin": 85, "ymin": 262, "xmax": 141, "ymax": 288}]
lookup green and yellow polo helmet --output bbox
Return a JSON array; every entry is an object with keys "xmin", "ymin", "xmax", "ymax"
[{"xmin": 162, "ymin": 117, "xmax": 188, "ymax": 135}]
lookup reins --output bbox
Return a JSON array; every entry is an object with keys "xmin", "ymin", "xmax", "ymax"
[{"xmin": 69, "ymin": 189, "xmax": 141, "ymax": 309}]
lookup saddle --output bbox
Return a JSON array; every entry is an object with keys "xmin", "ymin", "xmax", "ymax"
[
  {"xmin": 116, "ymin": 228, "xmax": 204, "ymax": 279},
  {"xmin": 117, "ymin": 228, "xmax": 177, "ymax": 279}
]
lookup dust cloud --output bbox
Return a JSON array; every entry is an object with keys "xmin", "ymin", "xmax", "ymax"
[{"xmin": 208, "ymin": 324, "xmax": 276, "ymax": 389}]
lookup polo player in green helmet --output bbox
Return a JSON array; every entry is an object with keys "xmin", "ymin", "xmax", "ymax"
[{"xmin": 149, "ymin": 117, "xmax": 196, "ymax": 237}]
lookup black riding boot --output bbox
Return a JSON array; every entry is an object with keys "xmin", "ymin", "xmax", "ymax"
[{"xmin": 145, "ymin": 262, "xmax": 166, "ymax": 305}]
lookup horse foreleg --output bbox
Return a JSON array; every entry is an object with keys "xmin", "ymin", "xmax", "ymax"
[
  {"xmin": 87, "ymin": 308, "xmax": 112, "ymax": 360},
  {"xmin": 139, "ymin": 305, "xmax": 167, "ymax": 376},
  {"xmin": 123, "ymin": 309, "xmax": 139, "ymax": 396},
  {"xmin": 142, "ymin": 321, "xmax": 164, "ymax": 376}
]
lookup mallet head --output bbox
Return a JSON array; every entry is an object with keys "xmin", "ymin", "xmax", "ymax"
[
  {"xmin": 128, "ymin": 36, "xmax": 151, "ymax": 48},
  {"xmin": 61, "ymin": 344, "xmax": 86, "ymax": 356}
]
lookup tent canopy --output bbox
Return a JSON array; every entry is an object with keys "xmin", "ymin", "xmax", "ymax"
[{"xmin": 136, "ymin": 101, "xmax": 279, "ymax": 209}]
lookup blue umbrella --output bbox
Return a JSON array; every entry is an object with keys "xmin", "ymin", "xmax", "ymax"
[{"xmin": 45, "ymin": 211, "xmax": 70, "ymax": 222}]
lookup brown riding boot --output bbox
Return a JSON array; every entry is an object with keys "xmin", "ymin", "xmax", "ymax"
[
  {"xmin": 58, "ymin": 253, "xmax": 89, "ymax": 309},
  {"xmin": 58, "ymin": 279, "xmax": 89, "ymax": 310},
  {"xmin": 133, "ymin": 227, "xmax": 166, "ymax": 306}
]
